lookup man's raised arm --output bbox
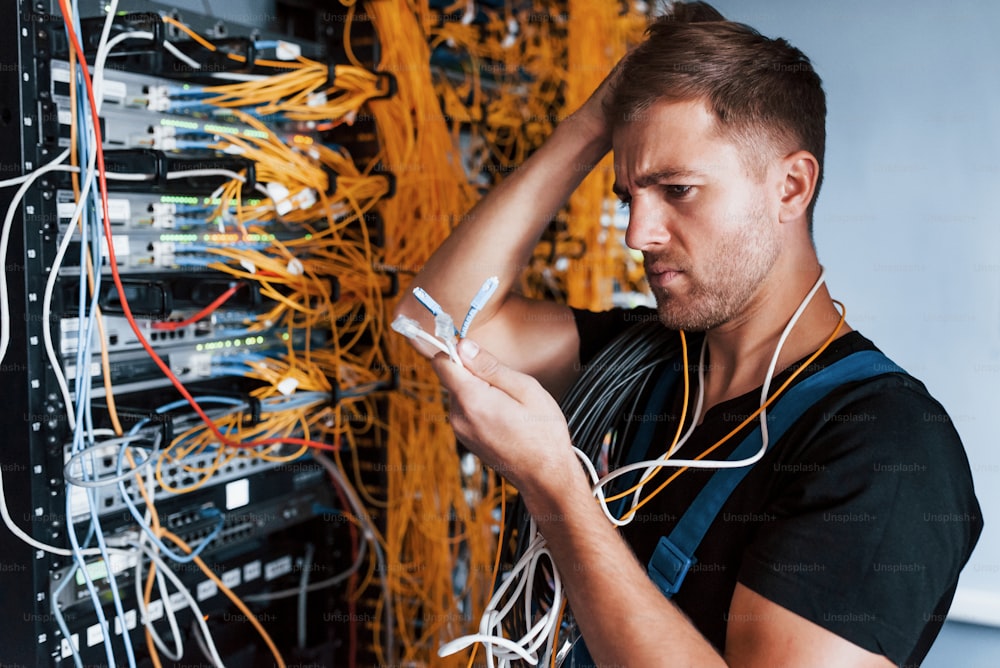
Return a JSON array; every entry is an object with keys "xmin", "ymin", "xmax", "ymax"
[{"xmin": 393, "ymin": 84, "xmax": 614, "ymax": 396}]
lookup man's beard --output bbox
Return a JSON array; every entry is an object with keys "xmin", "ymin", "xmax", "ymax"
[{"xmin": 649, "ymin": 205, "xmax": 779, "ymax": 332}]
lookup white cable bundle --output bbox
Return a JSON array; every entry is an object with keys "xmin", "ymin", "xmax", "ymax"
[
  {"xmin": 433, "ymin": 271, "xmax": 831, "ymax": 666},
  {"xmin": 438, "ymin": 517, "xmax": 563, "ymax": 666}
]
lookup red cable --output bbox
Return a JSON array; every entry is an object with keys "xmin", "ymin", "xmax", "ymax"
[
  {"xmin": 58, "ymin": 3, "xmax": 338, "ymax": 453},
  {"xmin": 151, "ymin": 283, "xmax": 243, "ymax": 331}
]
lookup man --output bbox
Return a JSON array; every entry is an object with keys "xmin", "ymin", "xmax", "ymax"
[{"xmin": 395, "ymin": 2, "xmax": 982, "ymax": 666}]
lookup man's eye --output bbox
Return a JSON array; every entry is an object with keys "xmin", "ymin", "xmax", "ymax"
[{"xmin": 664, "ymin": 185, "xmax": 694, "ymax": 198}]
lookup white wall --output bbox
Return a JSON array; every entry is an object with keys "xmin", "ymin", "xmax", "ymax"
[{"xmin": 708, "ymin": 0, "xmax": 1000, "ymax": 631}]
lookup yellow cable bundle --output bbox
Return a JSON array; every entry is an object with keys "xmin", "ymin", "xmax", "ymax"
[
  {"xmin": 161, "ymin": 15, "xmax": 388, "ymax": 121},
  {"xmin": 562, "ymin": 0, "xmax": 621, "ymax": 310},
  {"xmin": 364, "ymin": 2, "xmax": 503, "ymax": 666}
]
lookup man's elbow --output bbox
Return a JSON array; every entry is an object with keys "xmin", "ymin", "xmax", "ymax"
[{"xmin": 392, "ymin": 290, "xmax": 425, "ymax": 325}]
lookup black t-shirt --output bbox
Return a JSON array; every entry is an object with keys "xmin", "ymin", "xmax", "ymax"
[{"xmin": 572, "ymin": 306, "xmax": 983, "ymax": 666}]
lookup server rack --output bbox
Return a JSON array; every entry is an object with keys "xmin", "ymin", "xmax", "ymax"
[{"xmin": 0, "ymin": 1, "xmax": 392, "ymax": 665}]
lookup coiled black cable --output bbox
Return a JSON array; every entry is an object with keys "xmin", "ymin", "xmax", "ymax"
[{"xmin": 498, "ymin": 318, "xmax": 683, "ymax": 646}]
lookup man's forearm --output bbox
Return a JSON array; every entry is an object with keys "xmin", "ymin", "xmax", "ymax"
[
  {"xmin": 395, "ymin": 109, "xmax": 610, "ymax": 328},
  {"xmin": 522, "ymin": 465, "xmax": 727, "ymax": 667}
]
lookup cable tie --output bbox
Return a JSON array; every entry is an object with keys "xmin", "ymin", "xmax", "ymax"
[
  {"xmin": 381, "ymin": 271, "xmax": 399, "ymax": 297},
  {"xmin": 379, "ymin": 170, "xmax": 396, "ymax": 199},
  {"xmin": 459, "ymin": 276, "xmax": 499, "ymax": 338},
  {"xmin": 370, "ymin": 71, "xmax": 398, "ymax": 101}
]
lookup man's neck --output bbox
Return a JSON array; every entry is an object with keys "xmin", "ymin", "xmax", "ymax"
[{"xmin": 697, "ymin": 262, "xmax": 852, "ymax": 421}]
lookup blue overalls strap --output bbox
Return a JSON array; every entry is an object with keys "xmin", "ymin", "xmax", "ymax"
[{"xmin": 646, "ymin": 349, "xmax": 906, "ymax": 598}]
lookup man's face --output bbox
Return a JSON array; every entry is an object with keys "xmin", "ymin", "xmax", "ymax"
[{"xmin": 612, "ymin": 99, "xmax": 781, "ymax": 332}]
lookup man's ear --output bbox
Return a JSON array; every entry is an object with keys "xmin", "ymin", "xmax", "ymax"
[{"xmin": 778, "ymin": 150, "xmax": 819, "ymax": 224}]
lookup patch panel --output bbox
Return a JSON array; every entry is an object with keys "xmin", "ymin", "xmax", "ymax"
[
  {"xmin": 64, "ymin": 421, "xmax": 298, "ymax": 524},
  {"xmin": 55, "ymin": 463, "xmax": 333, "ymax": 615},
  {"xmin": 64, "ymin": 330, "xmax": 310, "ymax": 396}
]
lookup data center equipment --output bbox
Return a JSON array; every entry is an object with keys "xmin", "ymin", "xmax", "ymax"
[
  {"xmin": 0, "ymin": 1, "xmax": 395, "ymax": 665},
  {"xmin": 2, "ymin": 0, "xmax": 656, "ymax": 666}
]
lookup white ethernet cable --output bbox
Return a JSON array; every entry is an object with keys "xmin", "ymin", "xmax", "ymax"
[
  {"xmin": 0, "ymin": 152, "xmax": 76, "ymax": 401},
  {"xmin": 592, "ymin": 269, "xmax": 829, "ymax": 524},
  {"xmin": 391, "ymin": 314, "xmax": 463, "ymax": 368}
]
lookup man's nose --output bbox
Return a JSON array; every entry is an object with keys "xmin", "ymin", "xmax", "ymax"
[{"xmin": 624, "ymin": 200, "xmax": 672, "ymax": 251}]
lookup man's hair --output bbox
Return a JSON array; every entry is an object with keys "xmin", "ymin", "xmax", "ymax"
[{"xmin": 607, "ymin": 1, "xmax": 827, "ymax": 228}]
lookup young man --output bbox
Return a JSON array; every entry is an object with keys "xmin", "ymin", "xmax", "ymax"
[{"xmin": 396, "ymin": 3, "xmax": 982, "ymax": 665}]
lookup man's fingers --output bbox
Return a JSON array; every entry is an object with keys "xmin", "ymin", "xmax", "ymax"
[
  {"xmin": 404, "ymin": 332, "xmax": 448, "ymax": 360},
  {"xmin": 456, "ymin": 339, "xmax": 536, "ymax": 400},
  {"xmin": 429, "ymin": 350, "xmax": 467, "ymax": 389}
]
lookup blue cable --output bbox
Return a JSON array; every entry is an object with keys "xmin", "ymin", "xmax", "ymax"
[
  {"xmin": 116, "ymin": 397, "xmax": 241, "ymax": 563},
  {"xmin": 174, "ymin": 205, "xmax": 215, "ymax": 215},
  {"xmin": 58, "ymin": 60, "xmax": 121, "ymax": 667},
  {"xmin": 459, "ymin": 276, "xmax": 499, "ymax": 338},
  {"xmin": 63, "ymin": 57, "xmax": 137, "ymax": 666},
  {"xmin": 115, "ymin": 444, "xmax": 226, "ymax": 564},
  {"xmin": 172, "ymin": 139, "xmax": 217, "ymax": 151},
  {"xmin": 51, "ymin": 564, "xmax": 84, "ymax": 668},
  {"xmin": 172, "ymin": 256, "xmax": 216, "ymax": 267},
  {"xmin": 167, "ymin": 99, "xmax": 217, "ymax": 112},
  {"xmin": 61, "ymin": 16, "xmax": 115, "ymax": 666},
  {"xmin": 166, "ymin": 84, "xmax": 207, "ymax": 97},
  {"xmin": 411, "ymin": 286, "xmax": 443, "ymax": 316}
]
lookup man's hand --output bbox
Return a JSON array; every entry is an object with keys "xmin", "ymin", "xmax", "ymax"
[{"xmin": 429, "ymin": 338, "xmax": 577, "ymax": 493}]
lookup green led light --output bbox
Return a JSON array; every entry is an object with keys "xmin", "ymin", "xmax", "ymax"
[
  {"xmin": 204, "ymin": 124, "xmax": 240, "ymax": 135},
  {"xmin": 225, "ymin": 340, "xmax": 232, "ymax": 347},
  {"xmin": 243, "ymin": 129, "xmax": 269, "ymax": 139},
  {"xmin": 244, "ymin": 336, "xmax": 256, "ymax": 346},
  {"xmin": 245, "ymin": 198, "xmax": 261, "ymax": 205},
  {"xmin": 159, "ymin": 233, "xmax": 198, "ymax": 243},
  {"xmin": 183, "ymin": 84, "xmax": 191, "ymax": 90},
  {"xmin": 160, "ymin": 195, "xmax": 199, "ymax": 205},
  {"xmin": 160, "ymin": 118, "xmax": 200, "ymax": 130},
  {"xmin": 76, "ymin": 559, "xmax": 109, "ymax": 585},
  {"xmin": 256, "ymin": 336, "xmax": 264, "ymax": 344},
  {"xmin": 196, "ymin": 344, "xmax": 203, "ymax": 351},
  {"xmin": 304, "ymin": 233, "xmax": 313, "ymax": 240},
  {"xmin": 234, "ymin": 340, "xmax": 241, "ymax": 347},
  {"xmin": 281, "ymin": 332, "xmax": 290, "ymax": 341}
]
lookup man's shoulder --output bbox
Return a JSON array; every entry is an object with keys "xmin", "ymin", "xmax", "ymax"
[{"xmin": 572, "ymin": 305, "xmax": 664, "ymax": 367}]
